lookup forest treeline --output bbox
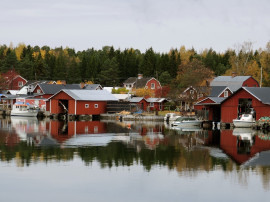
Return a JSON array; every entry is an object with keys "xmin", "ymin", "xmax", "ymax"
[{"xmin": 1, "ymin": 42, "xmax": 270, "ymax": 89}]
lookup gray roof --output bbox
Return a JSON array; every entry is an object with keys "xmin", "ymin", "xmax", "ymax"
[
  {"xmin": 123, "ymin": 77, "xmax": 154, "ymax": 88},
  {"xmin": 210, "ymin": 97, "xmax": 226, "ymax": 104},
  {"xmin": 244, "ymin": 87, "xmax": 270, "ymax": 104},
  {"xmin": 196, "ymin": 97, "xmax": 225, "ymax": 105},
  {"xmin": 38, "ymin": 84, "xmax": 81, "ymax": 94},
  {"xmin": 209, "ymin": 86, "xmax": 229, "ymax": 97},
  {"xmin": 129, "ymin": 97, "xmax": 145, "ymax": 103},
  {"xmin": 83, "ymin": 84, "xmax": 102, "ymax": 90},
  {"xmin": 147, "ymin": 98, "xmax": 167, "ymax": 103},
  {"xmin": 242, "ymin": 150, "xmax": 270, "ymax": 167},
  {"xmin": 60, "ymin": 89, "xmax": 118, "ymax": 101},
  {"xmin": 210, "ymin": 76, "xmax": 252, "ymax": 92}
]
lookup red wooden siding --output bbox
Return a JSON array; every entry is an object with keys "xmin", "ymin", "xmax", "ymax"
[
  {"xmin": 242, "ymin": 77, "xmax": 259, "ymax": 87},
  {"xmin": 219, "ymin": 90, "xmax": 232, "ymax": 97},
  {"xmin": 49, "ymin": 91, "xmax": 107, "ymax": 115},
  {"xmin": 221, "ymin": 89, "xmax": 270, "ymax": 123},
  {"xmin": 76, "ymin": 101, "xmax": 107, "ymax": 115},
  {"xmin": 33, "ymin": 85, "xmax": 43, "ymax": 94}
]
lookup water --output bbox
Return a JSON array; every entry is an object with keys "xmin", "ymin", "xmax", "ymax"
[{"xmin": 0, "ymin": 117, "xmax": 270, "ymax": 201}]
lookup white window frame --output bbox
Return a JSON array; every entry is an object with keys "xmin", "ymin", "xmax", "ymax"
[
  {"xmin": 150, "ymin": 102, "xmax": 154, "ymax": 107},
  {"xmin": 18, "ymin": 81, "xmax": 23, "ymax": 87},
  {"xmin": 94, "ymin": 104, "xmax": 98, "ymax": 108},
  {"xmin": 37, "ymin": 89, "xmax": 41, "ymax": 94},
  {"xmin": 224, "ymin": 90, "xmax": 228, "ymax": 97},
  {"xmin": 190, "ymin": 90, "xmax": 194, "ymax": 94},
  {"xmin": 151, "ymin": 83, "xmax": 155, "ymax": 89},
  {"xmin": 85, "ymin": 104, "xmax": 89, "ymax": 108}
]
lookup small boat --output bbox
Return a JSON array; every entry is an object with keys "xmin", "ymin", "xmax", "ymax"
[
  {"xmin": 164, "ymin": 113, "xmax": 181, "ymax": 122},
  {"xmin": 233, "ymin": 114, "xmax": 255, "ymax": 128},
  {"xmin": 172, "ymin": 116, "xmax": 203, "ymax": 128},
  {"xmin": 11, "ymin": 103, "xmax": 39, "ymax": 117}
]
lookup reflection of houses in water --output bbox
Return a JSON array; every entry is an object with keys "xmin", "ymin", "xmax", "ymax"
[
  {"xmin": 220, "ymin": 129, "xmax": 270, "ymax": 164},
  {"xmin": 49, "ymin": 121, "xmax": 107, "ymax": 143}
]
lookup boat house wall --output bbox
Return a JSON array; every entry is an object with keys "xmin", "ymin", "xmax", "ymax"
[
  {"xmin": 49, "ymin": 91, "xmax": 107, "ymax": 115},
  {"xmin": 221, "ymin": 88, "xmax": 270, "ymax": 123}
]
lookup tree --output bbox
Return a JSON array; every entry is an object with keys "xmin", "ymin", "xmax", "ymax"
[
  {"xmin": 98, "ymin": 58, "xmax": 119, "ymax": 86},
  {"xmin": 159, "ymin": 71, "xmax": 171, "ymax": 85},
  {"xmin": 132, "ymin": 88, "xmax": 154, "ymax": 98},
  {"xmin": 175, "ymin": 59, "xmax": 214, "ymax": 89}
]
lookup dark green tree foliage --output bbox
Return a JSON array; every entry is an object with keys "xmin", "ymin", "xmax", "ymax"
[
  {"xmin": 139, "ymin": 47, "xmax": 156, "ymax": 76},
  {"xmin": 1, "ymin": 48, "xmax": 18, "ymax": 72},
  {"xmin": 98, "ymin": 58, "xmax": 119, "ymax": 86},
  {"xmin": 0, "ymin": 43, "xmax": 261, "ymax": 88}
]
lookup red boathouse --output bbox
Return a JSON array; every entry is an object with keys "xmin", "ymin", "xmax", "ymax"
[{"xmin": 47, "ymin": 89, "xmax": 118, "ymax": 115}]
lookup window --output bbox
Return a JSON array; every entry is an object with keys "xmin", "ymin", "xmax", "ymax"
[
  {"xmin": 85, "ymin": 104, "xmax": 89, "ymax": 108},
  {"xmin": 224, "ymin": 91, "xmax": 228, "ymax": 97},
  {"xmin": 85, "ymin": 126, "xmax": 88, "ymax": 133},
  {"xmin": 94, "ymin": 126, "xmax": 98, "ymax": 133},
  {"xmin": 151, "ymin": 83, "xmax": 155, "ymax": 89},
  {"xmin": 18, "ymin": 81, "xmax": 23, "ymax": 87},
  {"xmin": 94, "ymin": 104, "xmax": 98, "ymax": 108},
  {"xmin": 190, "ymin": 90, "xmax": 194, "ymax": 94},
  {"xmin": 37, "ymin": 89, "xmax": 41, "ymax": 94},
  {"xmin": 150, "ymin": 102, "xmax": 154, "ymax": 107}
]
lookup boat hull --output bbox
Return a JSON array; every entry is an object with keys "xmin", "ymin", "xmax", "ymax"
[
  {"xmin": 233, "ymin": 120, "xmax": 255, "ymax": 128},
  {"xmin": 11, "ymin": 110, "xmax": 38, "ymax": 117},
  {"xmin": 172, "ymin": 121, "xmax": 202, "ymax": 128}
]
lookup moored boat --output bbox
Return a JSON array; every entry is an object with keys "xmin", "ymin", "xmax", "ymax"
[
  {"xmin": 233, "ymin": 114, "xmax": 255, "ymax": 128},
  {"xmin": 11, "ymin": 102, "xmax": 39, "ymax": 117},
  {"xmin": 172, "ymin": 116, "xmax": 203, "ymax": 128},
  {"xmin": 164, "ymin": 113, "xmax": 181, "ymax": 123}
]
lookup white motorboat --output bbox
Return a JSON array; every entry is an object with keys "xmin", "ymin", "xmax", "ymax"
[
  {"xmin": 233, "ymin": 114, "xmax": 255, "ymax": 128},
  {"xmin": 164, "ymin": 113, "xmax": 181, "ymax": 122},
  {"xmin": 172, "ymin": 116, "xmax": 203, "ymax": 128},
  {"xmin": 11, "ymin": 103, "xmax": 39, "ymax": 117}
]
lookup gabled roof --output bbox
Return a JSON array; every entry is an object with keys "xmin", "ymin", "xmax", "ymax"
[
  {"xmin": 209, "ymin": 86, "xmax": 232, "ymax": 97},
  {"xmin": 129, "ymin": 97, "xmax": 146, "ymax": 103},
  {"xmin": 196, "ymin": 97, "xmax": 226, "ymax": 105},
  {"xmin": 83, "ymin": 84, "xmax": 103, "ymax": 90},
  {"xmin": 243, "ymin": 87, "xmax": 270, "ymax": 104},
  {"xmin": 147, "ymin": 98, "xmax": 167, "ymax": 103},
  {"xmin": 37, "ymin": 84, "xmax": 81, "ymax": 94},
  {"xmin": 123, "ymin": 77, "xmax": 154, "ymax": 88},
  {"xmin": 52, "ymin": 89, "xmax": 118, "ymax": 101},
  {"xmin": 210, "ymin": 76, "xmax": 254, "ymax": 92}
]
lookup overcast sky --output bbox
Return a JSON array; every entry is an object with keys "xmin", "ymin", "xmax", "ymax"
[{"xmin": 1, "ymin": 0, "xmax": 270, "ymax": 53}]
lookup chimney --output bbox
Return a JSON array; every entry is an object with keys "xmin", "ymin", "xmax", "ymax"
[
  {"xmin": 231, "ymin": 72, "xmax": 237, "ymax": 78},
  {"xmin": 80, "ymin": 82, "xmax": 85, "ymax": 89},
  {"xmin": 138, "ymin": 74, "xmax": 143, "ymax": 79}
]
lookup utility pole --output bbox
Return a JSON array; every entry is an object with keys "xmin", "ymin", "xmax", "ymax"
[{"xmin": 260, "ymin": 65, "xmax": 263, "ymax": 88}]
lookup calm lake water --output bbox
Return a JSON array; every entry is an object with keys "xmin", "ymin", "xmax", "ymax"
[{"xmin": 0, "ymin": 117, "xmax": 270, "ymax": 202}]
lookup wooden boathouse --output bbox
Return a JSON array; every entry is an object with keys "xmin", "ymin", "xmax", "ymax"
[
  {"xmin": 46, "ymin": 89, "xmax": 118, "ymax": 117},
  {"xmin": 196, "ymin": 87, "xmax": 270, "ymax": 125}
]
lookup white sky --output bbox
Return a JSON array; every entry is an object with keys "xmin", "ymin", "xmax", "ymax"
[{"xmin": 1, "ymin": 0, "xmax": 270, "ymax": 53}]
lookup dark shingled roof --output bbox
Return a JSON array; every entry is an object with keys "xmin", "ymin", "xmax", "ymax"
[
  {"xmin": 38, "ymin": 84, "xmax": 81, "ymax": 94},
  {"xmin": 209, "ymin": 86, "xmax": 228, "ymax": 97},
  {"xmin": 244, "ymin": 87, "xmax": 270, "ymax": 104},
  {"xmin": 123, "ymin": 77, "xmax": 153, "ymax": 88}
]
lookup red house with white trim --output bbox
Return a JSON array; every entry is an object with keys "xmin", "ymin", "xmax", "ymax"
[
  {"xmin": 123, "ymin": 74, "xmax": 162, "ymax": 97},
  {"xmin": 0, "ymin": 69, "xmax": 27, "ymax": 91}
]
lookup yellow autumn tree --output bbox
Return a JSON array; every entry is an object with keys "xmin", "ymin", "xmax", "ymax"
[
  {"xmin": 132, "ymin": 88, "xmax": 154, "ymax": 98},
  {"xmin": 15, "ymin": 43, "xmax": 26, "ymax": 61},
  {"xmin": 179, "ymin": 46, "xmax": 195, "ymax": 65}
]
